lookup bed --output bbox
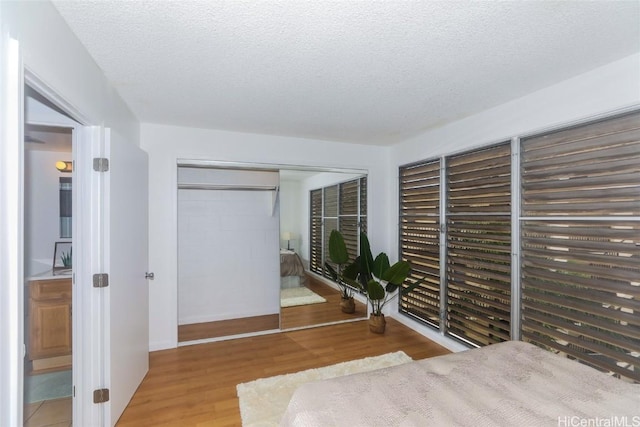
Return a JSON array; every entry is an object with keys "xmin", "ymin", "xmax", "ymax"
[
  {"xmin": 280, "ymin": 249, "xmax": 308, "ymax": 289},
  {"xmin": 280, "ymin": 341, "xmax": 640, "ymax": 426}
]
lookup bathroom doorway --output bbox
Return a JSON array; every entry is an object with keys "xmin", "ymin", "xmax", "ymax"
[{"xmin": 22, "ymin": 86, "xmax": 77, "ymax": 426}]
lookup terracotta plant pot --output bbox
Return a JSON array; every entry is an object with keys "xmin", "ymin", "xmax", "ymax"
[
  {"xmin": 340, "ymin": 296, "xmax": 356, "ymax": 313},
  {"xmin": 369, "ymin": 313, "xmax": 386, "ymax": 333}
]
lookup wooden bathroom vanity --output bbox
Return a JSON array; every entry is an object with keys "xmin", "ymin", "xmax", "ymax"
[{"xmin": 27, "ymin": 273, "xmax": 72, "ymax": 372}]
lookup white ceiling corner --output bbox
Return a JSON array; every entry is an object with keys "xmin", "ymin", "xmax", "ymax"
[{"xmin": 52, "ymin": 0, "xmax": 640, "ymax": 146}]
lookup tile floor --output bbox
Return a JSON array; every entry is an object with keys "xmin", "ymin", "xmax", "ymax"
[{"xmin": 24, "ymin": 397, "xmax": 72, "ymax": 427}]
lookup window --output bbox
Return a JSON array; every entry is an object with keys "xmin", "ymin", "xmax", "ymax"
[
  {"xmin": 398, "ymin": 110, "xmax": 640, "ymax": 382},
  {"xmin": 446, "ymin": 143, "xmax": 511, "ymax": 346},
  {"xmin": 399, "ymin": 159, "xmax": 441, "ymax": 328},
  {"xmin": 309, "ymin": 177, "xmax": 367, "ymax": 280},
  {"xmin": 309, "ymin": 189, "xmax": 323, "ymax": 274},
  {"xmin": 520, "ymin": 111, "xmax": 640, "ymax": 382},
  {"xmin": 339, "ymin": 179, "xmax": 366, "ymax": 264},
  {"xmin": 399, "ymin": 143, "xmax": 511, "ymax": 346}
]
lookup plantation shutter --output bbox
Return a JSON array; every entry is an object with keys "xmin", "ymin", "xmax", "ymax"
[
  {"xmin": 521, "ymin": 111, "xmax": 640, "ymax": 382},
  {"xmin": 339, "ymin": 179, "xmax": 360, "ymax": 263},
  {"xmin": 323, "ymin": 185, "xmax": 339, "ymax": 276},
  {"xmin": 399, "ymin": 159, "xmax": 442, "ymax": 328},
  {"xmin": 309, "ymin": 189, "xmax": 323, "ymax": 275},
  {"xmin": 309, "ymin": 178, "xmax": 367, "ymax": 281},
  {"xmin": 360, "ymin": 176, "xmax": 367, "ymax": 222},
  {"xmin": 446, "ymin": 142, "xmax": 512, "ymax": 346}
]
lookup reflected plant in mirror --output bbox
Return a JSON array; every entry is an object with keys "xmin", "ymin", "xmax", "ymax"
[
  {"xmin": 60, "ymin": 248, "xmax": 72, "ymax": 267},
  {"xmin": 53, "ymin": 241, "xmax": 72, "ymax": 274}
]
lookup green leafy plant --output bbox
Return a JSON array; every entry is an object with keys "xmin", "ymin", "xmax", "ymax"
[
  {"xmin": 60, "ymin": 248, "xmax": 72, "ymax": 267},
  {"xmin": 356, "ymin": 232, "xmax": 411, "ymax": 316},
  {"xmin": 326, "ymin": 230, "xmax": 417, "ymax": 315},
  {"xmin": 324, "ymin": 230, "xmax": 359, "ymax": 299}
]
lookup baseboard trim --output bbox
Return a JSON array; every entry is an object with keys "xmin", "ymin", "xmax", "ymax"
[{"xmin": 149, "ymin": 340, "xmax": 177, "ymax": 352}]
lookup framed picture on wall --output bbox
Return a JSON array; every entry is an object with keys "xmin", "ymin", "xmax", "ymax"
[{"xmin": 53, "ymin": 241, "xmax": 72, "ymax": 274}]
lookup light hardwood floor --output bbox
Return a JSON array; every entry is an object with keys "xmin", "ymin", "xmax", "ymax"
[
  {"xmin": 116, "ymin": 318, "xmax": 450, "ymax": 426},
  {"xmin": 280, "ymin": 274, "xmax": 368, "ymax": 329},
  {"xmin": 24, "ymin": 397, "xmax": 72, "ymax": 427},
  {"xmin": 178, "ymin": 274, "xmax": 365, "ymax": 342}
]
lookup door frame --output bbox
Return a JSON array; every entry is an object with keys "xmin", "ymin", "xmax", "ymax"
[
  {"xmin": 24, "ymin": 71, "xmax": 105, "ymax": 427},
  {"xmin": 0, "ymin": 34, "xmax": 24, "ymax": 427},
  {"xmin": 1, "ymin": 36, "xmax": 104, "ymax": 424}
]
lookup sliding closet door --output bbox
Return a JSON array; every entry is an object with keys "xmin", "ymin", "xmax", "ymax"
[{"xmin": 177, "ymin": 167, "xmax": 280, "ymax": 341}]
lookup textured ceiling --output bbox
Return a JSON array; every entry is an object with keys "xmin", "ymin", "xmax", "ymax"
[{"xmin": 52, "ymin": 1, "xmax": 640, "ymax": 145}]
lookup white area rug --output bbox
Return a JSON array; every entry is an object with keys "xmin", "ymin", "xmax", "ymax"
[
  {"xmin": 280, "ymin": 286, "xmax": 327, "ymax": 307},
  {"xmin": 236, "ymin": 351, "xmax": 412, "ymax": 426}
]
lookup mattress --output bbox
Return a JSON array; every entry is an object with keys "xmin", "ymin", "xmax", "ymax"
[{"xmin": 280, "ymin": 341, "xmax": 640, "ymax": 426}]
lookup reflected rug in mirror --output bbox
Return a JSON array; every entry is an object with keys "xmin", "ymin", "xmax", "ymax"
[
  {"xmin": 280, "ymin": 286, "xmax": 326, "ymax": 307},
  {"xmin": 236, "ymin": 351, "xmax": 412, "ymax": 426}
]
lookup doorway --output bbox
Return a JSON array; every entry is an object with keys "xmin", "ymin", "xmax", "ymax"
[{"xmin": 22, "ymin": 86, "xmax": 77, "ymax": 426}]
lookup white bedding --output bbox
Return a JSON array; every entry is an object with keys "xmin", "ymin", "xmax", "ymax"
[{"xmin": 280, "ymin": 341, "xmax": 640, "ymax": 427}]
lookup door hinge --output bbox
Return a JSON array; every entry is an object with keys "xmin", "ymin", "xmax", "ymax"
[
  {"xmin": 93, "ymin": 157, "xmax": 109, "ymax": 172},
  {"xmin": 93, "ymin": 388, "xmax": 110, "ymax": 403},
  {"xmin": 93, "ymin": 273, "xmax": 109, "ymax": 288}
]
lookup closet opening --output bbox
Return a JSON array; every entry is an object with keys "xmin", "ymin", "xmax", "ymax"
[{"xmin": 175, "ymin": 161, "xmax": 368, "ymax": 345}]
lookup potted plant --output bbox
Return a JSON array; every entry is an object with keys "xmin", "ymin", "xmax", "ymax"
[
  {"xmin": 355, "ymin": 232, "xmax": 411, "ymax": 333},
  {"xmin": 325, "ymin": 230, "xmax": 360, "ymax": 313},
  {"xmin": 61, "ymin": 248, "xmax": 72, "ymax": 268},
  {"xmin": 326, "ymin": 230, "xmax": 414, "ymax": 332}
]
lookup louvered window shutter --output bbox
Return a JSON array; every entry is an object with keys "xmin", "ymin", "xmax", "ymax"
[
  {"xmin": 399, "ymin": 159, "xmax": 442, "ymax": 328},
  {"xmin": 309, "ymin": 189, "xmax": 323, "ymax": 275},
  {"xmin": 446, "ymin": 142, "xmax": 512, "ymax": 346},
  {"xmin": 340, "ymin": 179, "xmax": 359, "ymax": 263},
  {"xmin": 308, "ymin": 177, "xmax": 367, "ymax": 282},
  {"xmin": 323, "ymin": 185, "xmax": 339, "ymax": 277},
  {"xmin": 360, "ymin": 177, "xmax": 368, "ymax": 235},
  {"xmin": 520, "ymin": 111, "xmax": 640, "ymax": 382}
]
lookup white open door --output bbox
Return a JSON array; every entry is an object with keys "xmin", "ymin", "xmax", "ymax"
[{"xmin": 104, "ymin": 128, "xmax": 149, "ymax": 425}]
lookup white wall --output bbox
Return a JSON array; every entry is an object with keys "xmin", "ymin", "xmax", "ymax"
[
  {"xmin": 177, "ymin": 170, "xmax": 280, "ymax": 325},
  {"xmin": 278, "ymin": 179, "xmax": 303, "ymax": 252},
  {"xmin": 141, "ymin": 124, "xmax": 389, "ymax": 350},
  {"xmin": 2, "ymin": 1, "xmax": 139, "ymax": 141},
  {"xmin": 24, "ymin": 150, "xmax": 72, "ymax": 276},
  {"xmin": 392, "ymin": 53, "xmax": 640, "ymax": 168},
  {"xmin": 26, "ymin": 96, "xmax": 78, "ymax": 127}
]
